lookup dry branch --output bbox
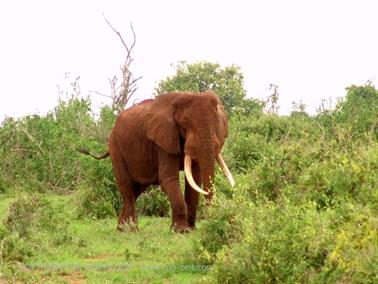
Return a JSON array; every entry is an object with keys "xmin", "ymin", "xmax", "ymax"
[{"xmin": 101, "ymin": 15, "xmax": 142, "ymax": 114}]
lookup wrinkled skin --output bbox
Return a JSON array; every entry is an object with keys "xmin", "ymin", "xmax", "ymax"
[{"xmin": 84, "ymin": 91, "xmax": 229, "ymax": 232}]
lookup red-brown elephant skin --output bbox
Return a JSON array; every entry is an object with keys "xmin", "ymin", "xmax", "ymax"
[{"xmin": 79, "ymin": 91, "xmax": 234, "ymax": 232}]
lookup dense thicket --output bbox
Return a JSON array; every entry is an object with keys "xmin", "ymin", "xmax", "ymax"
[
  {"xmin": 0, "ymin": 62, "xmax": 377, "ymax": 283},
  {"xmin": 193, "ymin": 83, "xmax": 378, "ymax": 283}
]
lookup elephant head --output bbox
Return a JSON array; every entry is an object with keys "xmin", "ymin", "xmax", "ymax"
[{"xmin": 145, "ymin": 91, "xmax": 234, "ymax": 198}]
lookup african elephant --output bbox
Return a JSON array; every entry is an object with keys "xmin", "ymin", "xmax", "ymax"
[{"xmin": 79, "ymin": 91, "xmax": 234, "ymax": 232}]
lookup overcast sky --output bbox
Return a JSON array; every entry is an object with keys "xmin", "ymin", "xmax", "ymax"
[{"xmin": 1, "ymin": 0, "xmax": 377, "ymax": 121}]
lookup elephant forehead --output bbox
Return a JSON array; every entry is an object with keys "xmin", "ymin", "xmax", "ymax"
[{"xmin": 193, "ymin": 96, "xmax": 218, "ymax": 109}]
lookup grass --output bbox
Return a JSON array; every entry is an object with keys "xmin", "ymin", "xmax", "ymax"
[{"xmin": 0, "ymin": 193, "xmax": 210, "ymax": 283}]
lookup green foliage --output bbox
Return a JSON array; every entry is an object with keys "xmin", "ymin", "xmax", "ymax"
[
  {"xmin": 191, "ymin": 194, "xmax": 247, "ymax": 265},
  {"xmin": 77, "ymin": 149, "xmax": 121, "ymax": 219},
  {"xmin": 76, "ymin": 184, "xmax": 120, "ymax": 220},
  {"xmin": 1, "ymin": 68, "xmax": 377, "ymax": 283},
  {"xmin": 213, "ymin": 202, "xmax": 336, "ymax": 283},
  {"xmin": 336, "ymin": 83, "xmax": 378, "ymax": 137},
  {"xmin": 317, "ymin": 83, "xmax": 378, "ymax": 140},
  {"xmin": 0, "ymin": 96, "xmax": 96, "ymax": 193},
  {"xmin": 1, "ymin": 194, "xmax": 72, "ymax": 262},
  {"xmin": 156, "ymin": 61, "xmax": 263, "ymax": 115},
  {"xmin": 192, "ymin": 83, "xmax": 378, "ymax": 283},
  {"xmin": 136, "ymin": 187, "xmax": 170, "ymax": 217},
  {"xmin": 294, "ymin": 144, "xmax": 378, "ymax": 209},
  {"xmin": 316, "ymin": 207, "xmax": 378, "ymax": 284}
]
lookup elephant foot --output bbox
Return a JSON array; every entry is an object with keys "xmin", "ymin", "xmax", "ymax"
[
  {"xmin": 117, "ymin": 219, "xmax": 138, "ymax": 232},
  {"xmin": 172, "ymin": 220, "xmax": 191, "ymax": 233},
  {"xmin": 189, "ymin": 224, "xmax": 196, "ymax": 231},
  {"xmin": 188, "ymin": 217, "xmax": 196, "ymax": 230},
  {"xmin": 173, "ymin": 225, "xmax": 191, "ymax": 233}
]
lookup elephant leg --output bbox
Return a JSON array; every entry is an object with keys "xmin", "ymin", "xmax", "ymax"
[
  {"xmin": 158, "ymin": 149, "xmax": 189, "ymax": 233},
  {"xmin": 110, "ymin": 153, "xmax": 137, "ymax": 231},
  {"xmin": 185, "ymin": 160, "xmax": 201, "ymax": 229},
  {"xmin": 118, "ymin": 189, "xmax": 138, "ymax": 231},
  {"xmin": 134, "ymin": 183, "xmax": 148, "ymax": 200}
]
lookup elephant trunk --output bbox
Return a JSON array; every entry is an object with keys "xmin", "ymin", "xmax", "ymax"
[
  {"xmin": 197, "ymin": 141, "xmax": 216, "ymax": 199},
  {"xmin": 185, "ymin": 126, "xmax": 235, "ymax": 197}
]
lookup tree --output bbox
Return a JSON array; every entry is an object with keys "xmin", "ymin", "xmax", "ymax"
[
  {"xmin": 336, "ymin": 83, "xmax": 378, "ymax": 137},
  {"xmin": 156, "ymin": 61, "xmax": 262, "ymax": 115}
]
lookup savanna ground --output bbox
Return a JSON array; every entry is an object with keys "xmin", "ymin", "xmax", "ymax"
[
  {"xmin": 0, "ymin": 194, "xmax": 209, "ymax": 283},
  {"xmin": 1, "ymin": 62, "xmax": 377, "ymax": 283}
]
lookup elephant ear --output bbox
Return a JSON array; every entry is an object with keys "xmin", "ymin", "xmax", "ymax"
[{"xmin": 145, "ymin": 93, "xmax": 180, "ymax": 155}]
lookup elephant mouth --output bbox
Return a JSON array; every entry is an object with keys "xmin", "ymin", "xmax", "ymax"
[{"xmin": 184, "ymin": 154, "xmax": 235, "ymax": 195}]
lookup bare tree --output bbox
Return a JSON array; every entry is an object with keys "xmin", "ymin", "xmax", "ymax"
[
  {"xmin": 265, "ymin": 83, "xmax": 280, "ymax": 114},
  {"xmin": 94, "ymin": 16, "xmax": 142, "ymax": 115}
]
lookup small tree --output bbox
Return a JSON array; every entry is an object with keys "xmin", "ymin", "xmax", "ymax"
[
  {"xmin": 265, "ymin": 83, "xmax": 280, "ymax": 114},
  {"xmin": 156, "ymin": 61, "xmax": 262, "ymax": 115}
]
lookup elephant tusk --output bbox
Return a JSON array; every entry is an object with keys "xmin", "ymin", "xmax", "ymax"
[
  {"xmin": 184, "ymin": 154, "xmax": 209, "ymax": 195},
  {"xmin": 217, "ymin": 154, "xmax": 235, "ymax": 187}
]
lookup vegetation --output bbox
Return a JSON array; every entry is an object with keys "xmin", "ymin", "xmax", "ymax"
[
  {"xmin": 156, "ymin": 61, "xmax": 263, "ymax": 115},
  {"xmin": 0, "ymin": 62, "xmax": 377, "ymax": 283}
]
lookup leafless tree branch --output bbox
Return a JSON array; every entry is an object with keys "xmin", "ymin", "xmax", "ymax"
[
  {"xmin": 103, "ymin": 14, "xmax": 130, "ymax": 53},
  {"xmin": 96, "ymin": 15, "xmax": 142, "ymax": 114},
  {"xmin": 90, "ymin": 91, "xmax": 112, "ymax": 99}
]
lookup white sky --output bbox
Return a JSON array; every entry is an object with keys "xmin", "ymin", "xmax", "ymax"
[{"xmin": 1, "ymin": 0, "xmax": 377, "ymax": 121}]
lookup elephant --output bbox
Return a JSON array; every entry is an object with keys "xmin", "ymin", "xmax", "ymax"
[{"xmin": 79, "ymin": 91, "xmax": 234, "ymax": 232}]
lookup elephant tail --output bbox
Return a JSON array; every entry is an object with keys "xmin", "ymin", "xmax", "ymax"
[{"xmin": 77, "ymin": 147, "xmax": 110, "ymax": 160}]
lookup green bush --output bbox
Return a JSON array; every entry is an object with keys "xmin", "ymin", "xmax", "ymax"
[
  {"xmin": 225, "ymin": 113, "xmax": 319, "ymax": 173},
  {"xmin": 76, "ymin": 184, "xmax": 120, "ymax": 219},
  {"xmin": 136, "ymin": 187, "xmax": 170, "ymax": 217},
  {"xmin": 2, "ymin": 194, "xmax": 72, "ymax": 262},
  {"xmin": 0, "ymin": 96, "xmax": 97, "ymax": 193},
  {"xmin": 212, "ymin": 202, "xmax": 336, "ymax": 283},
  {"xmin": 294, "ymin": 143, "xmax": 378, "ymax": 209},
  {"xmin": 336, "ymin": 84, "xmax": 378, "ymax": 137},
  {"xmin": 315, "ymin": 207, "xmax": 378, "ymax": 284},
  {"xmin": 192, "ymin": 83, "xmax": 378, "ymax": 283},
  {"xmin": 76, "ymin": 157, "xmax": 121, "ymax": 219},
  {"xmin": 191, "ymin": 194, "xmax": 248, "ymax": 265}
]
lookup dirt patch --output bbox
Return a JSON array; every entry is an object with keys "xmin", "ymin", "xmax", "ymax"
[
  {"xmin": 0, "ymin": 275, "xmax": 8, "ymax": 284},
  {"xmin": 60, "ymin": 271, "xmax": 86, "ymax": 284}
]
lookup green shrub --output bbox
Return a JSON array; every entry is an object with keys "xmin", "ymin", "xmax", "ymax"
[
  {"xmin": 212, "ymin": 203, "xmax": 337, "ymax": 283},
  {"xmin": 2, "ymin": 194, "xmax": 72, "ymax": 262},
  {"xmin": 315, "ymin": 207, "xmax": 378, "ymax": 284},
  {"xmin": 136, "ymin": 186, "xmax": 170, "ymax": 217},
  {"xmin": 0, "ymin": 96, "xmax": 97, "ymax": 193},
  {"xmin": 192, "ymin": 84, "xmax": 378, "ymax": 283},
  {"xmin": 76, "ymin": 183, "xmax": 120, "ymax": 220},
  {"xmin": 294, "ymin": 144, "xmax": 378, "ymax": 209},
  {"xmin": 336, "ymin": 84, "xmax": 378, "ymax": 138},
  {"xmin": 225, "ymin": 113, "xmax": 319, "ymax": 173},
  {"xmin": 191, "ymin": 194, "xmax": 248, "ymax": 264}
]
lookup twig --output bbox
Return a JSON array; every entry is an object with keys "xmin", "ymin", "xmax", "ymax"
[
  {"xmin": 103, "ymin": 14, "xmax": 131, "ymax": 53},
  {"xmin": 90, "ymin": 91, "xmax": 112, "ymax": 99},
  {"xmin": 21, "ymin": 127, "xmax": 44, "ymax": 154}
]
